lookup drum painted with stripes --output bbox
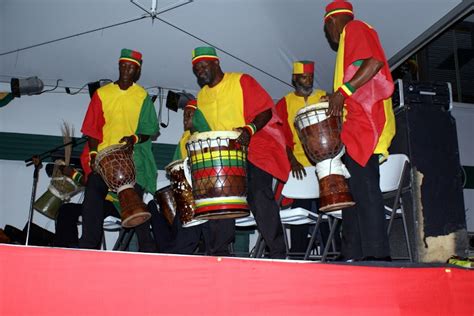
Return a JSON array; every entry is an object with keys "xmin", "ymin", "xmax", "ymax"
[{"xmin": 186, "ymin": 131, "xmax": 250, "ymax": 220}]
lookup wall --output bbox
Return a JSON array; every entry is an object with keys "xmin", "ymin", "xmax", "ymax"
[{"xmin": 452, "ymin": 103, "xmax": 474, "ymax": 232}]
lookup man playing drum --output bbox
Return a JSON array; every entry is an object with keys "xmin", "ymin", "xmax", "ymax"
[
  {"xmin": 191, "ymin": 47, "xmax": 290, "ymax": 259},
  {"xmin": 275, "ymin": 61, "xmax": 327, "ymax": 255},
  {"xmin": 324, "ymin": 0, "xmax": 396, "ymax": 261},
  {"xmin": 79, "ymin": 48, "xmax": 158, "ymax": 251}
]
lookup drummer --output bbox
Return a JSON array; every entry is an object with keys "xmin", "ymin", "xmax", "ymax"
[
  {"xmin": 79, "ymin": 48, "xmax": 158, "ymax": 251},
  {"xmin": 191, "ymin": 46, "xmax": 290, "ymax": 258},
  {"xmin": 275, "ymin": 61, "xmax": 327, "ymax": 254},
  {"xmin": 324, "ymin": 0, "xmax": 396, "ymax": 261}
]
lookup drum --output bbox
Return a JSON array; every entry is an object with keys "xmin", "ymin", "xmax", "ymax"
[
  {"xmin": 294, "ymin": 102, "xmax": 355, "ymax": 212},
  {"xmin": 165, "ymin": 159, "xmax": 207, "ymax": 228},
  {"xmin": 95, "ymin": 144, "xmax": 150, "ymax": 228},
  {"xmin": 154, "ymin": 186, "xmax": 176, "ymax": 227},
  {"xmin": 34, "ymin": 174, "xmax": 82, "ymax": 219},
  {"xmin": 186, "ymin": 131, "xmax": 250, "ymax": 220}
]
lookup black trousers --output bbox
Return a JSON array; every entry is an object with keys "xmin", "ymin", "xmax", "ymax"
[
  {"xmin": 149, "ymin": 199, "xmax": 235, "ymax": 256},
  {"xmin": 341, "ymin": 154, "xmax": 390, "ymax": 259},
  {"xmin": 247, "ymin": 162, "xmax": 286, "ymax": 259},
  {"xmin": 54, "ymin": 201, "xmax": 118, "ymax": 248},
  {"xmin": 79, "ymin": 173, "xmax": 156, "ymax": 252}
]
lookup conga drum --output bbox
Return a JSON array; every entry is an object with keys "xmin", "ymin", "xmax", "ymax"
[
  {"xmin": 34, "ymin": 166, "xmax": 83, "ymax": 219},
  {"xmin": 154, "ymin": 186, "xmax": 176, "ymax": 227},
  {"xmin": 95, "ymin": 144, "xmax": 150, "ymax": 228},
  {"xmin": 186, "ymin": 131, "xmax": 250, "ymax": 220},
  {"xmin": 165, "ymin": 159, "xmax": 207, "ymax": 228},
  {"xmin": 294, "ymin": 102, "xmax": 355, "ymax": 212}
]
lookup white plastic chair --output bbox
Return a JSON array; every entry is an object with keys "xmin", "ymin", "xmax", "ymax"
[
  {"xmin": 379, "ymin": 153, "xmax": 413, "ymax": 261},
  {"xmin": 321, "ymin": 154, "xmax": 413, "ymax": 262}
]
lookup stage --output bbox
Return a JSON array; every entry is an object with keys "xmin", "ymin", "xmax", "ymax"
[{"xmin": 0, "ymin": 244, "xmax": 472, "ymax": 315}]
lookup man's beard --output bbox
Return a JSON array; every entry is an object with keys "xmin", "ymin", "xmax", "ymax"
[
  {"xmin": 294, "ymin": 81, "xmax": 313, "ymax": 96},
  {"xmin": 197, "ymin": 76, "xmax": 210, "ymax": 87}
]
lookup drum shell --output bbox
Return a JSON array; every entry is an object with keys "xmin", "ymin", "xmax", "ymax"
[
  {"xmin": 187, "ymin": 131, "xmax": 250, "ymax": 220},
  {"xmin": 154, "ymin": 186, "xmax": 177, "ymax": 226},
  {"xmin": 95, "ymin": 145, "xmax": 136, "ymax": 191},
  {"xmin": 165, "ymin": 160, "xmax": 195, "ymax": 224}
]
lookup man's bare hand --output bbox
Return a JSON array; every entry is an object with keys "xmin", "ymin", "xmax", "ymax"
[
  {"xmin": 327, "ymin": 91, "xmax": 345, "ymax": 116},
  {"xmin": 234, "ymin": 127, "xmax": 251, "ymax": 146}
]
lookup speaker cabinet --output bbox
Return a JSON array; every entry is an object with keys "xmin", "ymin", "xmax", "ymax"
[{"xmin": 390, "ymin": 80, "xmax": 468, "ymax": 262}]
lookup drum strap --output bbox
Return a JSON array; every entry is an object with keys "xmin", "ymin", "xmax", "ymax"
[{"xmin": 315, "ymin": 149, "xmax": 351, "ymax": 179}]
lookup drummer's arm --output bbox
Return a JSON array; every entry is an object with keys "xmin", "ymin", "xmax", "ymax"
[
  {"xmin": 329, "ymin": 57, "xmax": 383, "ymax": 117},
  {"xmin": 236, "ymin": 109, "xmax": 272, "ymax": 145},
  {"xmin": 119, "ymin": 134, "xmax": 150, "ymax": 146},
  {"xmin": 87, "ymin": 137, "xmax": 100, "ymax": 169}
]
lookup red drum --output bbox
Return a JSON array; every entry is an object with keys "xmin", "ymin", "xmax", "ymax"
[
  {"xmin": 186, "ymin": 131, "xmax": 250, "ymax": 220},
  {"xmin": 165, "ymin": 159, "xmax": 207, "ymax": 228},
  {"xmin": 154, "ymin": 186, "xmax": 176, "ymax": 227},
  {"xmin": 95, "ymin": 144, "xmax": 150, "ymax": 228},
  {"xmin": 294, "ymin": 102, "xmax": 355, "ymax": 212}
]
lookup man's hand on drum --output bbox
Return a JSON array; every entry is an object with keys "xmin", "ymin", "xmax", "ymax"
[
  {"xmin": 327, "ymin": 90, "xmax": 345, "ymax": 117},
  {"xmin": 234, "ymin": 127, "xmax": 251, "ymax": 147},
  {"xmin": 59, "ymin": 165, "xmax": 75, "ymax": 178},
  {"xmin": 119, "ymin": 135, "xmax": 137, "ymax": 150}
]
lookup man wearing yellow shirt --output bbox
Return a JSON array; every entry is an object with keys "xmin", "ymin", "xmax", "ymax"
[
  {"xmin": 191, "ymin": 47, "xmax": 290, "ymax": 258},
  {"xmin": 79, "ymin": 48, "xmax": 159, "ymax": 251},
  {"xmin": 276, "ymin": 61, "xmax": 327, "ymax": 255}
]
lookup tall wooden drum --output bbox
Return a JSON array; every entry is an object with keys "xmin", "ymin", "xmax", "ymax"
[{"xmin": 294, "ymin": 102, "xmax": 355, "ymax": 212}]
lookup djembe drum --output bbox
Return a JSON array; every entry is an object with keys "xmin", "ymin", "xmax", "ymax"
[
  {"xmin": 186, "ymin": 131, "xmax": 250, "ymax": 220},
  {"xmin": 154, "ymin": 186, "xmax": 176, "ymax": 227},
  {"xmin": 95, "ymin": 144, "xmax": 150, "ymax": 228},
  {"xmin": 33, "ymin": 160, "xmax": 83, "ymax": 219},
  {"xmin": 294, "ymin": 102, "xmax": 355, "ymax": 212},
  {"xmin": 165, "ymin": 159, "xmax": 207, "ymax": 227}
]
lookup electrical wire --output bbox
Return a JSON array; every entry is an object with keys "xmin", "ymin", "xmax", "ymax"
[{"xmin": 155, "ymin": 17, "xmax": 293, "ymax": 88}]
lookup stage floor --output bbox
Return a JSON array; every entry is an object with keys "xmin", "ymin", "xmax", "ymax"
[{"xmin": 0, "ymin": 244, "xmax": 472, "ymax": 315}]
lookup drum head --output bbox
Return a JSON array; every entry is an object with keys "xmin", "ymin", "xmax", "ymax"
[
  {"xmin": 295, "ymin": 102, "xmax": 329, "ymax": 117},
  {"xmin": 188, "ymin": 130, "xmax": 240, "ymax": 143},
  {"xmin": 165, "ymin": 159, "xmax": 185, "ymax": 174}
]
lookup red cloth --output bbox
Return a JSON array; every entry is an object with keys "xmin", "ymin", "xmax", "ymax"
[
  {"xmin": 241, "ymin": 75, "xmax": 290, "ymax": 182},
  {"xmin": 340, "ymin": 20, "xmax": 394, "ymax": 166},
  {"xmin": 275, "ymin": 97, "xmax": 294, "ymax": 150}
]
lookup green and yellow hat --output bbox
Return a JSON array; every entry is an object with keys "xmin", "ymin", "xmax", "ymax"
[
  {"xmin": 293, "ymin": 61, "xmax": 315, "ymax": 75},
  {"xmin": 119, "ymin": 48, "xmax": 142, "ymax": 67},
  {"xmin": 192, "ymin": 47, "xmax": 219, "ymax": 65}
]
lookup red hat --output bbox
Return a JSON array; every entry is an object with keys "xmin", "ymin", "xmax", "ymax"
[
  {"xmin": 324, "ymin": 1, "xmax": 353, "ymax": 22},
  {"xmin": 184, "ymin": 99, "xmax": 197, "ymax": 110}
]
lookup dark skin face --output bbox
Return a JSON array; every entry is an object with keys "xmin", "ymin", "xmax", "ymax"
[
  {"xmin": 293, "ymin": 73, "xmax": 314, "ymax": 97},
  {"xmin": 117, "ymin": 61, "xmax": 141, "ymax": 90},
  {"xmin": 192, "ymin": 59, "xmax": 224, "ymax": 88}
]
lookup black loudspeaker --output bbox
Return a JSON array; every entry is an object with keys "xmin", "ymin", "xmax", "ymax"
[{"xmin": 390, "ymin": 80, "xmax": 468, "ymax": 262}]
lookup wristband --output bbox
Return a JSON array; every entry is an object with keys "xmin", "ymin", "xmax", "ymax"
[
  {"xmin": 89, "ymin": 150, "xmax": 98, "ymax": 157},
  {"xmin": 244, "ymin": 123, "xmax": 257, "ymax": 135},
  {"xmin": 337, "ymin": 82, "xmax": 356, "ymax": 98},
  {"xmin": 71, "ymin": 170, "xmax": 83, "ymax": 184},
  {"xmin": 132, "ymin": 134, "xmax": 140, "ymax": 144}
]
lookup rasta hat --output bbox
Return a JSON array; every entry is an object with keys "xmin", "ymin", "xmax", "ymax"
[
  {"xmin": 324, "ymin": 0, "xmax": 354, "ymax": 22},
  {"xmin": 293, "ymin": 61, "xmax": 315, "ymax": 75},
  {"xmin": 119, "ymin": 48, "xmax": 142, "ymax": 67},
  {"xmin": 192, "ymin": 47, "xmax": 219, "ymax": 65},
  {"xmin": 184, "ymin": 99, "xmax": 197, "ymax": 110}
]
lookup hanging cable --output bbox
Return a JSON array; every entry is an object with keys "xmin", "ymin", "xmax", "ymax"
[
  {"xmin": 40, "ymin": 79, "xmax": 62, "ymax": 94},
  {"xmin": 155, "ymin": 17, "xmax": 292, "ymax": 88}
]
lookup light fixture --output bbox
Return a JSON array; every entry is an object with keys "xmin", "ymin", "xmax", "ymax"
[
  {"xmin": 10, "ymin": 76, "xmax": 44, "ymax": 97},
  {"xmin": 165, "ymin": 90, "xmax": 195, "ymax": 112}
]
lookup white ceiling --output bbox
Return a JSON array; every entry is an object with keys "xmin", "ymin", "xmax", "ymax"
[{"xmin": 0, "ymin": 0, "xmax": 463, "ymax": 99}]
